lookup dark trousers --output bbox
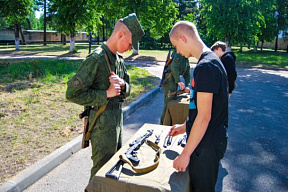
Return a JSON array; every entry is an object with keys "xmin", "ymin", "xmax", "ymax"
[{"xmin": 188, "ymin": 137, "xmax": 227, "ymax": 192}]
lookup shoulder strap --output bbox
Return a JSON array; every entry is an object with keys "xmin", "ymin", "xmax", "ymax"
[
  {"xmin": 84, "ymin": 105, "xmax": 107, "ymax": 141},
  {"xmin": 84, "ymin": 49, "xmax": 112, "ymax": 141},
  {"xmin": 119, "ymin": 140, "xmax": 161, "ymax": 173},
  {"xmin": 104, "ymin": 51, "xmax": 112, "ymax": 73},
  {"xmin": 162, "ymin": 73, "xmax": 173, "ymax": 85}
]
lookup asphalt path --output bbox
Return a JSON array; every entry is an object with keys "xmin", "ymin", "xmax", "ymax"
[{"xmin": 1, "ymin": 55, "xmax": 287, "ymax": 191}]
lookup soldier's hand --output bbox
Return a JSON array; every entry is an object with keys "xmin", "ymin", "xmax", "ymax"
[
  {"xmin": 178, "ymin": 82, "xmax": 185, "ymax": 90},
  {"xmin": 106, "ymin": 82, "xmax": 121, "ymax": 98},
  {"xmin": 184, "ymin": 87, "xmax": 190, "ymax": 93},
  {"xmin": 110, "ymin": 72, "xmax": 125, "ymax": 87}
]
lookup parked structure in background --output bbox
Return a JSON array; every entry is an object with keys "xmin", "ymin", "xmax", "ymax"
[
  {"xmin": 0, "ymin": 28, "xmax": 287, "ymax": 51},
  {"xmin": 259, "ymin": 29, "xmax": 288, "ymax": 51},
  {"xmin": 0, "ymin": 29, "xmax": 101, "ymax": 45}
]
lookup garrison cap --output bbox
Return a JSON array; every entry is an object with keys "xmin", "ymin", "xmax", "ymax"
[{"xmin": 123, "ymin": 13, "xmax": 145, "ymax": 50}]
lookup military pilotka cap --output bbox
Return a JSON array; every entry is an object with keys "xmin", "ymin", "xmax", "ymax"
[{"xmin": 123, "ymin": 13, "xmax": 145, "ymax": 50}]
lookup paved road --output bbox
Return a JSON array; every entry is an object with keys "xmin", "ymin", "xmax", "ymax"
[{"xmin": 1, "ymin": 55, "xmax": 287, "ymax": 191}]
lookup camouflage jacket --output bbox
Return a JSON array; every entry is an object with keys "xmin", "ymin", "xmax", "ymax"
[
  {"xmin": 66, "ymin": 44, "xmax": 130, "ymax": 107},
  {"xmin": 166, "ymin": 51, "xmax": 191, "ymax": 86}
]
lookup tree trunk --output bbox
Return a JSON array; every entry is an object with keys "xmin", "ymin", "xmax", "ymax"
[
  {"xmin": 239, "ymin": 45, "xmax": 243, "ymax": 52},
  {"xmin": 19, "ymin": 25, "xmax": 26, "ymax": 45},
  {"xmin": 26, "ymin": 18, "xmax": 31, "ymax": 29},
  {"xmin": 225, "ymin": 40, "xmax": 231, "ymax": 52},
  {"xmin": 43, "ymin": 0, "xmax": 47, "ymax": 46},
  {"xmin": 261, "ymin": 41, "xmax": 264, "ymax": 51},
  {"xmin": 102, "ymin": 18, "xmax": 105, "ymax": 41},
  {"xmin": 61, "ymin": 34, "xmax": 66, "ymax": 45},
  {"xmin": 253, "ymin": 41, "xmax": 257, "ymax": 52},
  {"xmin": 97, "ymin": 27, "xmax": 100, "ymax": 44},
  {"xmin": 69, "ymin": 33, "xmax": 75, "ymax": 53},
  {"xmin": 274, "ymin": 35, "xmax": 278, "ymax": 52},
  {"xmin": 14, "ymin": 24, "xmax": 20, "ymax": 50},
  {"xmin": 132, "ymin": 42, "xmax": 139, "ymax": 55},
  {"xmin": 88, "ymin": 31, "xmax": 92, "ymax": 54}
]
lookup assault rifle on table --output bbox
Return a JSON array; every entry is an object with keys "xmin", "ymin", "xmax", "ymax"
[
  {"xmin": 105, "ymin": 129, "xmax": 154, "ymax": 179},
  {"xmin": 167, "ymin": 89, "xmax": 185, "ymax": 100},
  {"xmin": 79, "ymin": 106, "xmax": 90, "ymax": 149},
  {"xmin": 125, "ymin": 129, "xmax": 154, "ymax": 164}
]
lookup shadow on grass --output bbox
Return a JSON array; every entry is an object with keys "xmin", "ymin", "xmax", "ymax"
[
  {"xmin": 125, "ymin": 53, "xmax": 157, "ymax": 62},
  {"xmin": 1, "ymin": 81, "xmax": 42, "ymax": 92}
]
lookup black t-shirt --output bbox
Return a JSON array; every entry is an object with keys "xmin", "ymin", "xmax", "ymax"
[
  {"xmin": 186, "ymin": 51, "xmax": 228, "ymax": 148},
  {"xmin": 221, "ymin": 52, "xmax": 237, "ymax": 93}
]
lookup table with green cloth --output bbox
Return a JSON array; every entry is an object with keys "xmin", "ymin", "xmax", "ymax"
[
  {"xmin": 85, "ymin": 123, "xmax": 190, "ymax": 192},
  {"xmin": 163, "ymin": 93, "xmax": 190, "ymax": 126}
]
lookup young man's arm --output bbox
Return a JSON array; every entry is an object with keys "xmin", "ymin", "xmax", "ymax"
[{"xmin": 172, "ymin": 92, "xmax": 213, "ymax": 172}]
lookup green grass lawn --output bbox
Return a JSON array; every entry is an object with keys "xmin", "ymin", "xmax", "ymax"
[
  {"xmin": 232, "ymin": 48, "xmax": 288, "ymax": 69},
  {"xmin": 1, "ymin": 43, "xmax": 287, "ymax": 69},
  {"xmin": 0, "ymin": 59, "xmax": 158, "ymax": 185}
]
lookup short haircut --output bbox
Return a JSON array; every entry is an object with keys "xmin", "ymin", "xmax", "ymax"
[
  {"xmin": 170, "ymin": 21, "xmax": 199, "ymax": 40},
  {"xmin": 113, "ymin": 19, "xmax": 125, "ymax": 33},
  {"xmin": 211, "ymin": 41, "xmax": 227, "ymax": 52}
]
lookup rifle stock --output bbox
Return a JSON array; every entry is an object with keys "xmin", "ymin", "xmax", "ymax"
[
  {"xmin": 167, "ymin": 89, "xmax": 185, "ymax": 97},
  {"xmin": 79, "ymin": 107, "xmax": 90, "ymax": 149},
  {"xmin": 159, "ymin": 48, "xmax": 172, "ymax": 87}
]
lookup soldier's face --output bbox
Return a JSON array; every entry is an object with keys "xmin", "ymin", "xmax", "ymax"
[{"xmin": 118, "ymin": 30, "xmax": 132, "ymax": 53}]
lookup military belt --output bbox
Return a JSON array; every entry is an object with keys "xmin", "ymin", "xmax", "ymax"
[{"xmin": 92, "ymin": 103, "xmax": 122, "ymax": 111}]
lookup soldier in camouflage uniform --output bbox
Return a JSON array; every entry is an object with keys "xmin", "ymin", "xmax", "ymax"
[
  {"xmin": 160, "ymin": 50, "xmax": 191, "ymax": 124},
  {"xmin": 65, "ymin": 13, "xmax": 144, "ymax": 181}
]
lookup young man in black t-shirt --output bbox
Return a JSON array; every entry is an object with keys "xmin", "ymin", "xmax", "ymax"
[
  {"xmin": 169, "ymin": 21, "xmax": 229, "ymax": 191},
  {"xmin": 211, "ymin": 41, "xmax": 237, "ymax": 95}
]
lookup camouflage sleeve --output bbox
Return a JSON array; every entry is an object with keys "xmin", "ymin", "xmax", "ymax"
[
  {"xmin": 183, "ymin": 59, "xmax": 191, "ymax": 87},
  {"xmin": 170, "ymin": 54, "xmax": 181, "ymax": 84},
  {"xmin": 65, "ymin": 55, "xmax": 108, "ymax": 106}
]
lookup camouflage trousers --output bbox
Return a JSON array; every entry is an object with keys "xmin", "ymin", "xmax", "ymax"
[
  {"xmin": 89, "ymin": 107, "xmax": 122, "ymax": 181},
  {"xmin": 160, "ymin": 78, "xmax": 178, "ymax": 125}
]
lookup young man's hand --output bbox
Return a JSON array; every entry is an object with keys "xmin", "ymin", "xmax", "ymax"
[
  {"xmin": 168, "ymin": 122, "xmax": 186, "ymax": 137},
  {"xmin": 173, "ymin": 153, "xmax": 190, "ymax": 172}
]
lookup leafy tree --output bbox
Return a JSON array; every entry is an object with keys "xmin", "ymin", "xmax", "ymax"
[
  {"xmin": 257, "ymin": 0, "xmax": 278, "ymax": 51},
  {"xmin": 35, "ymin": 0, "xmax": 50, "ymax": 45},
  {"xmin": 48, "ymin": 0, "xmax": 103, "ymax": 52},
  {"xmin": 27, "ymin": 10, "xmax": 41, "ymax": 30},
  {"xmin": 274, "ymin": 0, "xmax": 288, "ymax": 51},
  {"xmin": 200, "ymin": 0, "xmax": 265, "ymax": 51},
  {"xmin": 37, "ymin": 14, "xmax": 53, "ymax": 30},
  {"xmin": 49, "ymin": 0, "xmax": 91, "ymax": 52},
  {"xmin": 176, "ymin": 0, "xmax": 198, "ymax": 20},
  {"xmin": 0, "ymin": 0, "xmax": 34, "ymax": 50},
  {"xmin": 0, "ymin": 17, "xmax": 10, "ymax": 29},
  {"xmin": 96, "ymin": 0, "xmax": 178, "ymax": 54}
]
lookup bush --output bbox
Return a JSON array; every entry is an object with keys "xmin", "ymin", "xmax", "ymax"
[{"xmin": 72, "ymin": 47, "xmax": 78, "ymax": 53}]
